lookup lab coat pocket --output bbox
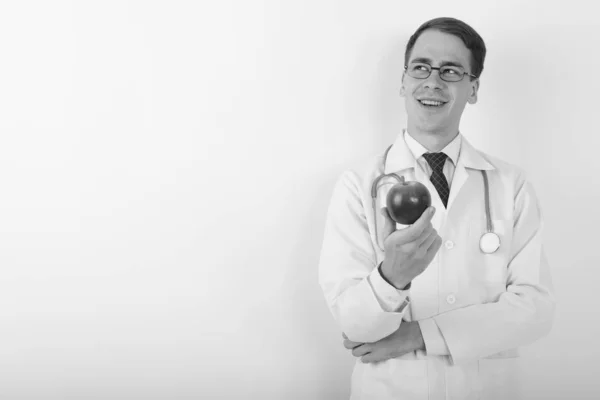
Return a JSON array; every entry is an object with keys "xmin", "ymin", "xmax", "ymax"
[
  {"xmin": 358, "ymin": 359, "xmax": 428, "ymax": 400},
  {"xmin": 478, "ymin": 357, "xmax": 521, "ymax": 400},
  {"xmin": 468, "ymin": 219, "xmax": 513, "ymax": 285}
]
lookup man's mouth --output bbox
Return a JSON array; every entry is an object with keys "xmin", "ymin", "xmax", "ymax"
[{"xmin": 417, "ymin": 99, "xmax": 447, "ymax": 108}]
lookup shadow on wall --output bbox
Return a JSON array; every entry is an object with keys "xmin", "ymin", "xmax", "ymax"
[
  {"xmin": 231, "ymin": 170, "xmax": 355, "ymax": 398},
  {"xmin": 275, "ymin": 173, "xmax": 354, "ymax": 398},
  {"xmin": 246, "ymin": 32, "xmax": 415, "ymax": 398},
  {"xmin": 458, "ymin": 25, "xmax": 563, "ymax": 168},
  {"xmin": 372, "ymin": 33, "xmax": 409, "ymax": 147}
]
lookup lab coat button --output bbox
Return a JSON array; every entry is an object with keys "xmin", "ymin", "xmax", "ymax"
[
  {"xmin": 445, "ymin": 240, "xmax": 454, "ymax": 249},
  {"xmin": 446, "ymin": 294, "xmax": 456, "ymax": 304}
]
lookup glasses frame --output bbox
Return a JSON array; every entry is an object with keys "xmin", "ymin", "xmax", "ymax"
[{"xmin": 404, "ymin": 63, "xmax": 478, "ymax": 82}]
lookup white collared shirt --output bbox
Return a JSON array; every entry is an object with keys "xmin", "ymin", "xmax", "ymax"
[{"xmin": 404, "ymin": 130, "xmax": 462, "ymax": 190}]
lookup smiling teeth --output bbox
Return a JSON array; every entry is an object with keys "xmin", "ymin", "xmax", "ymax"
[{"xmin": 420, "ymin": 100, "xmax": 444, "ymax": 106}]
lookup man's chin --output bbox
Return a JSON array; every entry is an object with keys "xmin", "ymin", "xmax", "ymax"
[{"xmin": 411, "ymin": 118, "xmax": 450, "ymax": 133}]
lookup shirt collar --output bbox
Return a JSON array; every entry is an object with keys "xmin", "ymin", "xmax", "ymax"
[
  {"xmin": 404, "ymin": 130, "xmax": 461, "ymax": 166},
  {"xmin": 384, "ymin": 129, "xmax": 494, "ymax": 173}
]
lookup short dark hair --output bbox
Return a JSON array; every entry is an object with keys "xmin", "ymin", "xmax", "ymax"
[{"xmin": 404, "ymin": 17, "xmax": 486, "ymax": 79}]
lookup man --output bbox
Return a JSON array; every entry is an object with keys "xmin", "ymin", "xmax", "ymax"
[{"xmin": 318, "ymin": 17, "xmax": 555, "ymax": 400}]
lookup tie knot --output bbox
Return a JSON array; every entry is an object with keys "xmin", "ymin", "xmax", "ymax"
[{"xmin": 423, "ymin": 152, "xmax": 448, "ymax": 172}]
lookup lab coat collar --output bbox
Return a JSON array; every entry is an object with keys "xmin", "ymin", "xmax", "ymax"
[
  {"xmin": 384, "ymin": 129, "xmax": 494, "ymax": 174},
  {"xmin": 404, "ymin": 130, "xmax": 461, "ymax": 168},
  {"xmin": 459, "ymin": 135, "xmax": 495, "ymax": 171}
]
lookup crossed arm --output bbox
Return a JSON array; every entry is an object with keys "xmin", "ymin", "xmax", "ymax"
[{"xmin": 342, "ymin": 320, "xmax": 425, "ymax": 364}]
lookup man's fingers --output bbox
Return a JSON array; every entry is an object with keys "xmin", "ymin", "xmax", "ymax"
[
  {"xmin": 361, "ymin": 352, "xmax": 387, "ymax": 364},
  {"xmin": 380, "ymin": 207, "xmax": 396, "ymax": 240},
  {"xmin": 351, "ymin": 344, "xmax": 371, "ymax": 357},
  {"xmin": 343, "ymin": 339, "xmax": 363, "ymax": 350},
  {"xmin": 418, "ymin": 229, "xmax": 438, "ymax": 250},
  {"xmin": 342, "ymin": 332, "xmax": 367, "ymax": 352},
  {"xmin": 415, "ymin": 224, "xmax": 435, "ymax": 246},
  {"xmin": 428, "ymin": 235, "xmax": 443, "ymax": 253},
  {"xmin": 361, "ymin": 353, "xmax": 375, "ymax": 363},
  {"xmin": 393, "ymin": 206, "xmax": 436, "ymax": 242},
  {"xmin": 408, "ymin": 206, "xmax": 436, "ymax": 235}
]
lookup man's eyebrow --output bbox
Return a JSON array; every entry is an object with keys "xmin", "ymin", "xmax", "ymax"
[
  {"xmin": 409, "ymin": 57, "xmax": 466, "ymax": 69},
  {"xmin": 410, "ymin": 57, "xmax": 433, "ymax": 65}
]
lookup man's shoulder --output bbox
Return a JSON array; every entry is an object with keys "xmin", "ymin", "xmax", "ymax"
[
  {"xmin": 348, "ymin": 149, "xmax": 386, "ymax": 174},
  {"xmin": 473, "ymin": 148, "xmax": 529, "ymax": 187},
  {"xmin": 341, "ymin": 148, "xmax": 387, "ymax": 179},
  {"xmin": 332, "ymin": 148, "xmax": 388, "ymax": 196}
]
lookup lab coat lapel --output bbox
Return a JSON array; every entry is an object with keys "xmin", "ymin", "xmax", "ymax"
[
  {"xmin": 384, "ymin": 130, "xmax": 417, "ymax": 174},
  {"xmin": 383, "ymin": 132, "xmax": 495, "ymax": 213},
  {"xmin": 457, "ymin": 135, "xmax": 495, "ymax": 171},
  {"xmin": 447, "ymin": 136, "xmax": 495, "ymax": 211},
  {"xmin": 447, "ymin": 162, "xmax": 468, "ymax": 210}
]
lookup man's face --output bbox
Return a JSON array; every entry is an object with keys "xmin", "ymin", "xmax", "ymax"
[{"xmin": 400, "ymin": 29, "xmax": 479, "ymax": 134}]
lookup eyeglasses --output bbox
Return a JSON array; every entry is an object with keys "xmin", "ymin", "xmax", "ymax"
[{"xmin": 404, "ymin": 63, "xmax": 477, "ymax": 82}]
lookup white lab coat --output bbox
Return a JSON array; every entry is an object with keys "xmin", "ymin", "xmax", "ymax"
[{"xmin": 318, "ymin": 132, "xmax": 555, "ymax": 400}]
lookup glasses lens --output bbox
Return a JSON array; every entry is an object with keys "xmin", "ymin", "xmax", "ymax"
[
  {"xmin": 440, "ymin": 66, "xmax": 464, "ymax": 82},
  {"xmin": 408, "ymin": 63, "xmax": 430, "ymax": 79}
]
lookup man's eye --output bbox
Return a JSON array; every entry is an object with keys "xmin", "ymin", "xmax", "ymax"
[{"xmin": 442, "ymin": 68, "xmax": 460, "ymax": 75}]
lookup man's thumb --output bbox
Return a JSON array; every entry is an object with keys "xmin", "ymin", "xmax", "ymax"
[{"xmin": 380, "ymin": 207, "xmax": 396, "ymax": 239}]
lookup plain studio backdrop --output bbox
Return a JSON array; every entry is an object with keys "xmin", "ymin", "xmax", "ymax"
[{"xmin": 0, "ymin": 0, "xmax": 597, "ymax": 399}]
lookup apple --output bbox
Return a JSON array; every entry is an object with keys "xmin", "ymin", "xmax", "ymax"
[{"xmin": 386, "ymin": 177, "xmax": 432, "ymax": 225}]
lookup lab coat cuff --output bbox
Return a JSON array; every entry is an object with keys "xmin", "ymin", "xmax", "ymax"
[
  {"xmin": 419, "ymin": 318, "xmax": 450, "ymax": 357},
  {"xmin": 368, "ymin": 265, "xmax": 410, "ymax": 313},
  {"xmin": 339, "ymin": 275, "xmax": 409, "ymax": 343}
]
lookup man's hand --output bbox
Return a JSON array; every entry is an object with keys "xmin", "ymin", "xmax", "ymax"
[
  {"xmin": 342, "ymin": 321, "xmax": 425, "ymax": 363},
  {"xmin": 379, "ymin": 206, "xmax": 442, "ymax": 289}
]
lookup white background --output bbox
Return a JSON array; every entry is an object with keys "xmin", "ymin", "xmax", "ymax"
[{"xmin": 0, "ymin": 1, "xmax": 597, "ymax": 399}]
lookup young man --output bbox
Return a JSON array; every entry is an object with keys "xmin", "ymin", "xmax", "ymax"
[{"xmin": 318, "ymin": 17, "xmax": 555, "ymax": 400}]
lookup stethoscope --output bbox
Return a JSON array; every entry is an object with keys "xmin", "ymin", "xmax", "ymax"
[{"xmin": 371, "ymin": 144, "xmax": 501, "ymax": 254}]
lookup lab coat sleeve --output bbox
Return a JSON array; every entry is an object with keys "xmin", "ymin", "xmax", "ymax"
[
  {"xmin": 418, "ymin": 318, "xmax": 450, "ymax": 356},
  {"xmin": 319, "ymin": 170, "xmax": 410, "ymax": 343},
  {"xmin": 422, "ymin": 176, "xmax": 556, "ymax": 364},
  {"xmin": 369, "ymin": 265, "xmax": 411, "ymax": 312}
]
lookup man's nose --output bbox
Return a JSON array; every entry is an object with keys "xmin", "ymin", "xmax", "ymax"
[{"xmin": 423, "ymin": 69, "xmax": 445, "ymax": 90}]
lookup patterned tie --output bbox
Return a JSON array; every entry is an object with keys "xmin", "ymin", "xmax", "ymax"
[{"xmin": 422, "ymin": 152, "xmax": 450, "ymax": 208}]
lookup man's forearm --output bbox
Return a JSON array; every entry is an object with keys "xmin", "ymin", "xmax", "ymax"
[{"xmin": 319, "ymin": 172, "xmax": 411, "ymax": 343}]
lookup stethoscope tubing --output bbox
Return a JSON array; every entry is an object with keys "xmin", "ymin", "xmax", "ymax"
[{"xmin": 372, "ymin": 144, "xmax": 499, "ymax": 254}]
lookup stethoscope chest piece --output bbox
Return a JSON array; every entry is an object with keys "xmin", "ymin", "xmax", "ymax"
[{"xmin": 480, "ymin": 232, "xmax": 500, "ymax": 254}]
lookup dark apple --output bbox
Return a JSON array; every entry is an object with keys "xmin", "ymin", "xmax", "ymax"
[{"xmin": 386, "ymin": 177, "xmax": 432, "ymax": 225}]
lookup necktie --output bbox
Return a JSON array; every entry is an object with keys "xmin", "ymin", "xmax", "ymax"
[{"xmin": 422, "ymin": 152, "xmax": 450, "ymax": 208}]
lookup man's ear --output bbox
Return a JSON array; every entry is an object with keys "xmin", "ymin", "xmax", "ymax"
[
  {"xmin": 399, "ymin": 72, "xmax": 406, "ymax": 97},
  {"xmin": 467, "ymin": 79, "xmax": 480, "ymax": 104}
]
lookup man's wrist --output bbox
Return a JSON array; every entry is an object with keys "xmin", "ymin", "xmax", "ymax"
[{"xmin": 378, "ymin": 263, "xmax": 411, "ymax": 290}]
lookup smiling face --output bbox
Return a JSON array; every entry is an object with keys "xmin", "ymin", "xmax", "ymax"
[{"xmin": 400, "ymin": 29, "xmax": 480, "ymax": 139}]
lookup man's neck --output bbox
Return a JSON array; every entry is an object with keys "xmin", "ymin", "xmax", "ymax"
[{"xmin": 407, "ymin": 127, "xmax": 459, "ymax": 152}]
